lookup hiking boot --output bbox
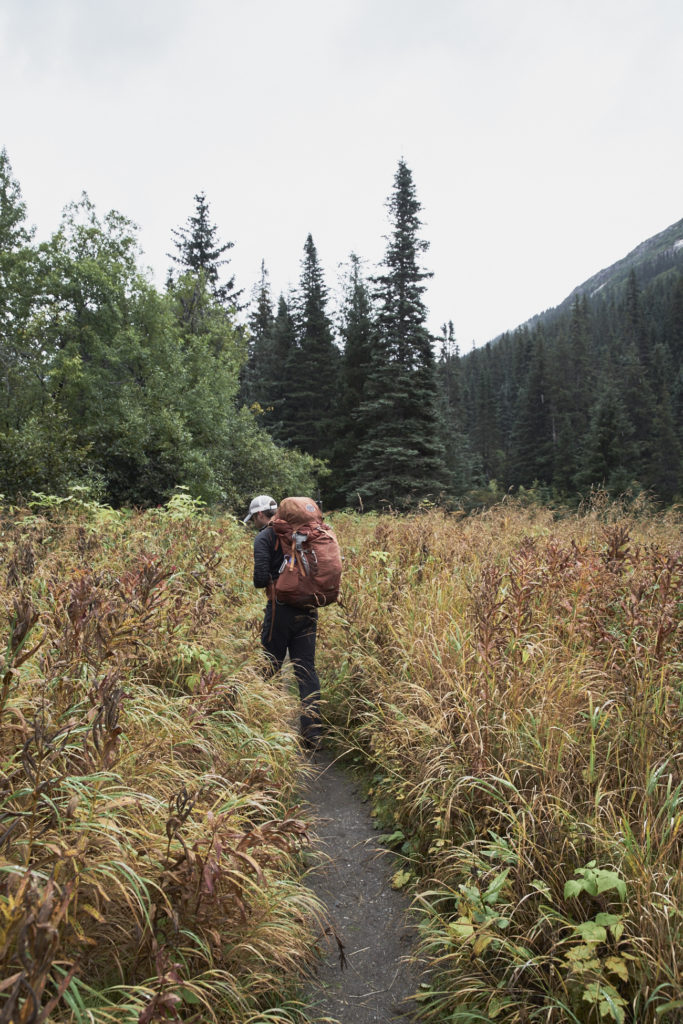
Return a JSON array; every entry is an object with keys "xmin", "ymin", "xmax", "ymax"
[{"xmin": 301, "ymin": 733, "xmax": 323, "ymax": 754}]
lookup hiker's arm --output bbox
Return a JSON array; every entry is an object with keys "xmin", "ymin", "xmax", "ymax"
[{"xmin": 253, "ymin": 529, "xmax": 275, "ymax": 589}]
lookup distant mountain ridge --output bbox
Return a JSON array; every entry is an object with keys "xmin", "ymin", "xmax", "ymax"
[
  {"xmin": 455, "ymin": 215, "xmax": 683, "ymax": 504},
  {"xmin": 516, "ymin": 216, "xmax": 683, "ymax": 335}
]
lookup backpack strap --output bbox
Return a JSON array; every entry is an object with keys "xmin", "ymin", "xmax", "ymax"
[{"xmin": 267, "ymin": 590, "xmax": 276, "ymax": 642}]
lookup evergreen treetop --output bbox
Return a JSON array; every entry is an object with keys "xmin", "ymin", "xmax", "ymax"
[
  {"xmin": 168, "ymin": 192, "xmax": 242, "ymax": 309},
  {"xmin": 348, "ymin": 159, "xmax": 449, "ymax": 509},
  {"xmin": 277, "ymin": 235, "xmax": 340, "ymax": 459}
]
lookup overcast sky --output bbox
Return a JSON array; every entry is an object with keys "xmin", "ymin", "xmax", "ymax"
[{"xmin": 1, "ymin": 0, "xmax": 682, "ymax": 347}]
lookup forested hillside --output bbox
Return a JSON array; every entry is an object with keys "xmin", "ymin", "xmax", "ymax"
[
  {"xmin": 450, "ymin": 221, "xmax": 683, "ymax": 504},
  {"xmin": 1, "ymin": 145, "xmax": 682, "ymax": 511}
]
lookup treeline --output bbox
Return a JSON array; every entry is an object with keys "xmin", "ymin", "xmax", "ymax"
[
  {"xmin": 0, "ymin": 151, "xmax": 322, "ymax": 508},
  {"xmin": 2, "ymin": 145, "xmax": 682, "ymax": 511},
  {"xmin": 241, "ymin": 168, "xmax": 683, "ymax": 509},
  {"xmin": 245, "ymin": 195, "xmax": 683, "ymax": 507},
  {"xmin": 242, "ymin": 159, "xmax": 448, "ymax": 509},
  {"xmin": 448, "ymin": 264, "xmax": 683, "ymax": 505}
]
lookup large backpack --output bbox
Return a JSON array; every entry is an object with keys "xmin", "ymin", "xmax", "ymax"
[{"xmin": 271, "ymin": 497, "xmax": 342, "ymax": 608}]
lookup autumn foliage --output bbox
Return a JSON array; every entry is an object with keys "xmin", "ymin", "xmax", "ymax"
[
  {"xmin": 0, "ymin": 493, "xmax": 320, "ymax": 1024},
  {"xmin": 321, "ymin": 497, "xmax": 682, "ymax": 1023}
]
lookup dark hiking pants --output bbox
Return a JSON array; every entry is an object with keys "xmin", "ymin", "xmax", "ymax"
[{"xmin": 261, "ymin": 601, "xmax": 321, "ymax": 743}]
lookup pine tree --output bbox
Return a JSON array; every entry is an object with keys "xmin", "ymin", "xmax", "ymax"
[
  {"xmin": 348, "ymin": 160, "xmax": 449, "ymax": 509},
  {"xmin": 464, "ymin": 343, "xmax": 502, "ymax": 483},
  {"xmin": 508, "ymin": 331, "xmax": 554, "ymax": 487},
  {"xmin": 615, "ymin": 282, "xmax": 656, "ymax": 487},
  {"xmin": 261, "ymin": 294, "xmax": 297, "ymax": 443},
  {"xmin": 575, "ymin": 386, "xmax": 638, "ymax": 496},
  {"xmin": 550, "ymin": 296, "xmax": 593, "ymax": 491},
  {"xmin": 241, "ymin": 259, "xmax": 274, "ymax": 406},
  {"xmin": 625, "ymin": 269, "xmax": 648, "ymax": 367},
  {"xmin": 331, "ymin": 254, "xmax": 374, "ymax": 502},
  {"xmin": 437, "ymin": 321, "xmax": 479, "ymax": 493},
  {"xmin": 646, "ymin": 342, "xmax": 681, "ymax": 501},
  {"xmin": 249, "ymin": 260, "xmax": 275, "ymax": 340},
  {"xmin": 278, "ymin": 234, "xmax": 340, "ymax": 463},
  {"xmin": 339, "ymin": 255, "xmax": 374, "ymax": 418},
  {"xmin": 669, "ymin": 276, "xmax": 683, "ymax": 450},
  {"xmin": 168, "ymin": 192, "xmax": 242, "ymax": 311}
]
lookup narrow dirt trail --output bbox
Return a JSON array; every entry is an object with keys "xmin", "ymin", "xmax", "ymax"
[{"xmin": 299, "ymin": 750, "xmax": 421, "ymax": 1023}]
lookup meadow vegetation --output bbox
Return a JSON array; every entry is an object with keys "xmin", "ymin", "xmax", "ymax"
[
  {"xmin": 320, "ymin": 497, "xmax": 682, "ymax": 1024},
  {"xmin": 1, "ymin": 492, "xmax": 681, "ymax": 1024},
  {"xmin": 0, "ymin": 491, "xmax": 322, "ymax": 1024}
]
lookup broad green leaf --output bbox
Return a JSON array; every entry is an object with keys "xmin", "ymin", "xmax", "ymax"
[
  {"xmin": 574, "ymin": 921, "xmax": 607, "ymax": 942},
  {"xmin": 595, "ymin": 912, "xmax": 622, "ymax": 927},
  {"xmin": 484, "ymin": 867, "xmax": 510, "ymax": 904},
  {"xmin": 378, "ymin": 829, "xmax": 405, "ymax": 846},
  {"xmin": 596, "ymin": 870, "xmax": 627, "ymax": 901}
]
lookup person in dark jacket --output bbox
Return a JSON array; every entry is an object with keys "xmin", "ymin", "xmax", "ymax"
[{"xmin": 244, "ymin": 495, "xmax": 322, "ymax": 749}]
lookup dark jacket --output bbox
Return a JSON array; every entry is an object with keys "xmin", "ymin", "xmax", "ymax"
[{"xmin": 253, "ymin": 524, "xmax": 282, "ymax": 589}]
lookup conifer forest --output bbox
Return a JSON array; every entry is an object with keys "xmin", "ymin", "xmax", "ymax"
[{"xmin": 2, "ymin": 146, "xmax": 682, "ymax": 512}]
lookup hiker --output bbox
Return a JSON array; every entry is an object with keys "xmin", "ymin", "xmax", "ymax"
[{"xmin": 244, "ymin": 494, "xmax": 322, "ymax": 749}]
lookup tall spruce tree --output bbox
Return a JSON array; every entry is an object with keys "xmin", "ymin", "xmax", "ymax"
[
  {"xmin": 669, "ymin": 276, "xmax": 683, "ymax": 452},
  {"xmin": 550, "ymin": 296, "xmax": 592, "ymax": 492},
  {"xmin": 168, "ymin": 192, "xmax": 243, "ymax": 312},
  {"xmin": 462, "ymin": 343, "xmax": 501, "ymax": 482},
  {"xmin": 508, "ymin": 330, "xmax": 554, "ymax": 487},
  {"xmin": 279, "ymin": 234, "xmax": 340, "ymax": 462},
  {"xmin": 241, "ymin": 259, "xmax": 275, "ymax": 406},
  {"xmin": 258, "ymin": 293, "xmax": 297, "ymax": 443},
  {"xmin": 575, "ymin": 385, "xmax": 637, "ymax": 496},
  {"xmin": 647, "ymin": 341, "xmax": 681, "ymax": 501},
  {"xmin": 437, "ymin": 321, "xmax": 480, "ymax": 493},
  {"xmin": 331, "ymin": 254, "xmax": 375, "ymax": 502},
  {"xmin": 625, "ymin": 268, "xmax": 648, "ymax": 368},
  {"xmin": 348, "ymin": 160, "xmax": 449, "ymax": 508},
  {"xmin": 614, "ymin": 274, "xmax": 657, "ymax": 488}
]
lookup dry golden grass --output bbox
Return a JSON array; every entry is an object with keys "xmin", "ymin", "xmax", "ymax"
[
  {"xmin": 320, "ymin": 498, "xmax": 682, "ymax": 1024},
  {"xmin": 0, "ymin": 494, "xmax": 322, "ymax": 1024},
  {"xmin": 3, "ymin": 492, "xmax": 681, "ymax": 1024}
]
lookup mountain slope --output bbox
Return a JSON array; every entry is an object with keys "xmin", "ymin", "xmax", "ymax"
[{"xmin": 521, "ymin": 216, "xmax": 683, "ymax": 333}]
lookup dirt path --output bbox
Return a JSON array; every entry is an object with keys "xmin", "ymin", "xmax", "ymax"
[{"xmin": 299, "ymin": 749, "xmax": 421, "ymax": 1023}]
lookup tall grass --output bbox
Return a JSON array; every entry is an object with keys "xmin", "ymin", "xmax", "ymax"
[
  {"xmin": 0, "ymin": 493, "xmax": 322, "ymax": 1023},
  {"xmin": 320, "ymin": 498, "xmax": 682, "ymax": 1023},
  {"xmin": 3, "ymin": 492, "xmax": 680, "ymax": 1023}
]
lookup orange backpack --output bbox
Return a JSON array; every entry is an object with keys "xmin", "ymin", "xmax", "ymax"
[{"xmin": 271, "ymin": 497, "xmax": 342, "ymax": 608}]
